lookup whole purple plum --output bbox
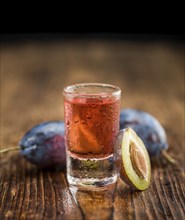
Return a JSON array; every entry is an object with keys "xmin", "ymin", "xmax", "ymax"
[
  {"xmin": 19, "ymin": 121, "xmax": 66, "ymax": 169},
  {"xmin": 120, "ymin": 109, "xmax": 168, "ymax": 157}
]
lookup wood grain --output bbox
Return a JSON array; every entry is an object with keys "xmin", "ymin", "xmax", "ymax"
[{"xmin": 0, "ymin": 35, "xmax": 184, "ymax": 219}]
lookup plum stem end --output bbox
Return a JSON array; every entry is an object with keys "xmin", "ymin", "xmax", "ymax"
[
  {"xmin": 161, "ymin": 150, "xmax": 177, "ymax": 165},
  {"xmin": 0, "ymin": 146, "xmax": 21, "ymax": 154}
]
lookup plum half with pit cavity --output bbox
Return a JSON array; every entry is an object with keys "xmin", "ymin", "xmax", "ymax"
[{"xmin": 115, "ymin": 127, "xmax": 151, "ymax": 190}]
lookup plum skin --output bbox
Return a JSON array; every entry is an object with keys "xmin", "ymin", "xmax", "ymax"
[
  {"xmin": 120, "ymin": 109, "xmax": 168, "ymax": 157},
  {"xmin": 19, "ymin": 121, "xmax": 66, "ymax": 169}
]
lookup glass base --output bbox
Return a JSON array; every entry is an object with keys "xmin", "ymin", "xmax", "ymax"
[
  {"xmin": 67, "ymin": 174, "xmax": 118, "ymax": 188},
  {"xmin": 66, "ymin": 151, "xmax": 118, "ymax": 188}
]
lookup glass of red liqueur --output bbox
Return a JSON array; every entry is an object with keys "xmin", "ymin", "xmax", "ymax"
[{"xmin": 63, "ymin": 83, "xmax": 121, "ymax": 188}]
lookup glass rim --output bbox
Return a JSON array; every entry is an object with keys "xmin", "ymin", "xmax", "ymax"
[{"xmin": 63, "ymin": 83, "xmax": 121, "ymax": 98}]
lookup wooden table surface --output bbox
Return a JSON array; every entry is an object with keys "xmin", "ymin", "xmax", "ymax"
[{"xmin": 0, "ymin": 35, "xmax": 184, "ymax": 220}]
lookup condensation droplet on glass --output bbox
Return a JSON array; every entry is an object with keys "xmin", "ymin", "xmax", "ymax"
[
  {"xmin": 86, "ymin": 114, "xmax": 93, "ymax": 119},
  {"xmin": 96, "ymin": 122, "xmax": 100, "ymax": 127}
]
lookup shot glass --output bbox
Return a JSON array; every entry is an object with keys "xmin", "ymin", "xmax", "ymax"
[{"xmin": 63, "ymin": 83, "xmax": 121, "ymax": 188}]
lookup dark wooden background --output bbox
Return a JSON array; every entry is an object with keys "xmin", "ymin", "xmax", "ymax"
[{"xmin": 0, "ymin": 34, "xmax": 184, "ymax": 220}]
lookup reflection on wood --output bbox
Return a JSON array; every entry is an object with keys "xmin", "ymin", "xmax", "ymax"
[{"xmin": 69, "ymin": 184, "xmax": 116, "ymax": 220}]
